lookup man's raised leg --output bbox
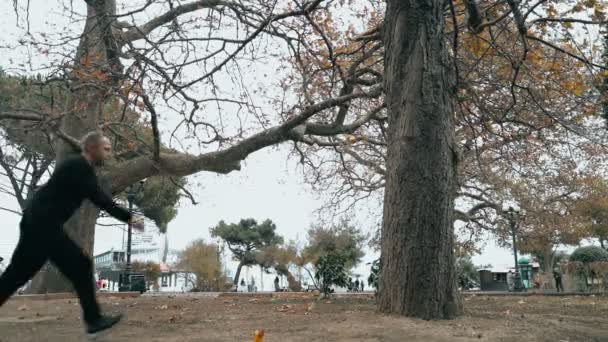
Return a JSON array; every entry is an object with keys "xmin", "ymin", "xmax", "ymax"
[{"xmin": 0, "ymin": 230, "xmax": 47, "ymax": 306}]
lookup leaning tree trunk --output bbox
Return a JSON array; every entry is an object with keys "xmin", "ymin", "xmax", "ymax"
[
  {"xmin": 276, "ymin": 264, "xmax": 302, "ymax": 292},
  {"xmin": 28, "ymin": 1, "xmax": 118, "ymax": 294},
  {"xmin": 233, "ymin": 261, "xmax": 245, "ymax": 286},
  {"xmin": 377, "ymin": 0, "xmax": 462, "ymax": 319}
]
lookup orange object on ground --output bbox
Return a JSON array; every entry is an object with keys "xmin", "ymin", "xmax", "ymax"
[{"xmin": 253, "ymin": 329, "xmax": 264, "ymax": 342}]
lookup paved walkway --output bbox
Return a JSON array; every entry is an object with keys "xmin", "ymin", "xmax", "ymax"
[{"xmin": 12, "ymin": 290, "xmax": 606, "ymax": 301}]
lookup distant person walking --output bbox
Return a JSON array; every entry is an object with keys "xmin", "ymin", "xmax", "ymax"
[
  {"xmin": 274, "ymin": 276, "xmax": 280, "ymax": 292},
  {"xmin": 553, "ymin": 266, "xmax": 563, "ymax": 292},
  {"xmin": 507, "ymin": 270, "xmax": 515, "ymax": 292}
]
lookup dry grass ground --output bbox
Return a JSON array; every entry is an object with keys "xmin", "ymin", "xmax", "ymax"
[{"xmin": 0, "ymin": 293, "xmax": 607, "ymax": 341}]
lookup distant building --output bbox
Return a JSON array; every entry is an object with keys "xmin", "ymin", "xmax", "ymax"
[
  {"xmin": 93, "ymin": 248, "xmax": 195, "ymax": 292},
  {"xmin": 478, "ymin": 265, "xmax": 511, "ymax": 291},
  {"xmin": 94, "ymin": 250, "xmax": 126, "ymax": 271},
  {"xmin": 478, "ymin": 259, "xmax": 541, "ymax": 291}
]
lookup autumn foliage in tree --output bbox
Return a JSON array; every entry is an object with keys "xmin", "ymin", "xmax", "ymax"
[
  {"xmin": 574, "ymin": 177, "xmax": 608, "ymax": 249},
  {"xmin": 176, "ymin": 239, "xmax": 229, "ymax": 292}
]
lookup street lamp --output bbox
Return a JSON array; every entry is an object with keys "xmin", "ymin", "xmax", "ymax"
[
  {"xmin": 121, "ymin": 180, "xmax": 145, "ymax": 291},
  {"xmin": 503, "ymin": 204, "xmax": 525, "ymax": 292}
]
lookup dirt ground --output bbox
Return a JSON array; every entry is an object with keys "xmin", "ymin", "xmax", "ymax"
[{"xmin": 0, "ymin": 293, "xmax": 607, "ymax": 342}]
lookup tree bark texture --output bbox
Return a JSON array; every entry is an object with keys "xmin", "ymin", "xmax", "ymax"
[
  {"xmin": 28, "ymin": 2, "xmax": 115, "ymax": 293},
  {"xmin": 378, "ymin": 0, "xmax": 462, "ymax": 320}
]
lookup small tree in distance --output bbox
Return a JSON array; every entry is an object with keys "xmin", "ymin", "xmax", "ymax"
[
  {"xmin": 211, "ymin": 218, "xmax": 283, "ymax": 287},
  {"xmin": 256, "ymin": 243, "xmax": 303, "ymax": 292},
  {"xmin": 303, "ymin": 220, "xmax": 366, "ymax": 271},
  {"xmin": 176, "ymin": 239, "xmax": 229, "ymax": 292},
  {"xmin": 315, "ymin": 253, "xmax": 349, "ymax": 299},
  {"xmin": 258, "ymin": 221, "xmax": 367, "ymax": 290}
]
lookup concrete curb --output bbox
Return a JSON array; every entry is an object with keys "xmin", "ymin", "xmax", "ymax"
[
  {"xmin": 16, "ymin": 291, "xmax": 602, "ymax": 302},
  {"xmin": 218, "ymin": 292, "xmax": 370, "ymax": 299},
  {"xmin": 462, "ymin": 291, "xmax": 607, "ymax": 297},
  {"xmin": 217, "ymin": 291, "xmax": 606, "ymax": 298}
]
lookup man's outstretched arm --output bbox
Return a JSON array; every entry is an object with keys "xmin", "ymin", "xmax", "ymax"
[{"xmin": 79, "ymin": 163, "xmax": 132, "ymax": 223}]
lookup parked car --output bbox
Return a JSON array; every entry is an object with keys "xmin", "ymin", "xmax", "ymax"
[
  {"xmin": 119, "ymin": 273, "xmax": 147, "ymax": 293},
  {"xmin": 305, "ymin": 285, "xmax": 318, "ymax": 292}
]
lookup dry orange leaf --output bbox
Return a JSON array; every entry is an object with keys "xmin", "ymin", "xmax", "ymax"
[{"xmin": 253, "ymin": 329, "xmax": 264, "ymax": 342}]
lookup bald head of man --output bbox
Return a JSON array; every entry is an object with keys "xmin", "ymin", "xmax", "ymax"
[{"xmin": 81, "ymin": 131, "xmax": 112, "ymax": 166}]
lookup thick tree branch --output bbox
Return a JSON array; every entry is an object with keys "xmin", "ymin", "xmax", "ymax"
[
  {"xmin": 305, "ymin": 103, "xmax": 385, "ymax": 136},
  {"xmin": 0, "ymin": 111, "xmax": 45, "ymax": 121},
  {"xmin": 120, "ymin": 0, "xmax": 229, "ymax": 43},
  {"xmin": 530, "ymin": 18, "xmax": 608, "ymax": 26},
  {"xmin": 55, "ymin": 130, "xmax": 82, "ymax": 152},
  {"xmin": 108, "ymin": 86, "xmax": 382, "ymax": 193}
]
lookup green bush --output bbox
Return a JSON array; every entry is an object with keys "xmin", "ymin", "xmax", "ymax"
[
  {"xmin": 456, "ymin": 257, "xmax": 480, "ymax": 290},
  {"xmin": 367, "ymin": 258, "xmax": 381, "ymax": 292},
  {"xmin": 570, "ymin": 246, "xmax": 608, "ymax": 264},
  {"xmin": 314, "ymin": 253, "xmax": 349, "ymax": 298}
]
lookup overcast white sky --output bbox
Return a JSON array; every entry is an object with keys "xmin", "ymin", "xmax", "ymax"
[{"xmin": 0, "ymin": 1, "xmax": 527, "ymax": 290}]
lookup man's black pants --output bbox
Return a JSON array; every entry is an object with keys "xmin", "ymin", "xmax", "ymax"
[{"xmin": 0, "ymin": 215, "xmax": 101, "ymax": 323}]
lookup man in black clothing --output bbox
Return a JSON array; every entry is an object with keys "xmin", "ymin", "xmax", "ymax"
[{"xmin": 0, "ymin": 131, "xmax": 142, "ymax": 338}]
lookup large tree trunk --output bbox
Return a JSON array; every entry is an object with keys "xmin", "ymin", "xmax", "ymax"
[
  {"xmin": 28, "ymin": 1, "xmax": 117, "ymax": 294},
  {"xmin": 284, "ymin": 271, "xmax": 302, "ymax": 292},
  {"xmin": 377, "ymin": 0, "xmax": 462, "ymax": 319},
  {"xmin": 541, "ymin": 245, "xmax": 555, "ymax": 290},
  {"xmin": 542, "ymin": 245, "xmax": 554, "ymax": 273}
]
